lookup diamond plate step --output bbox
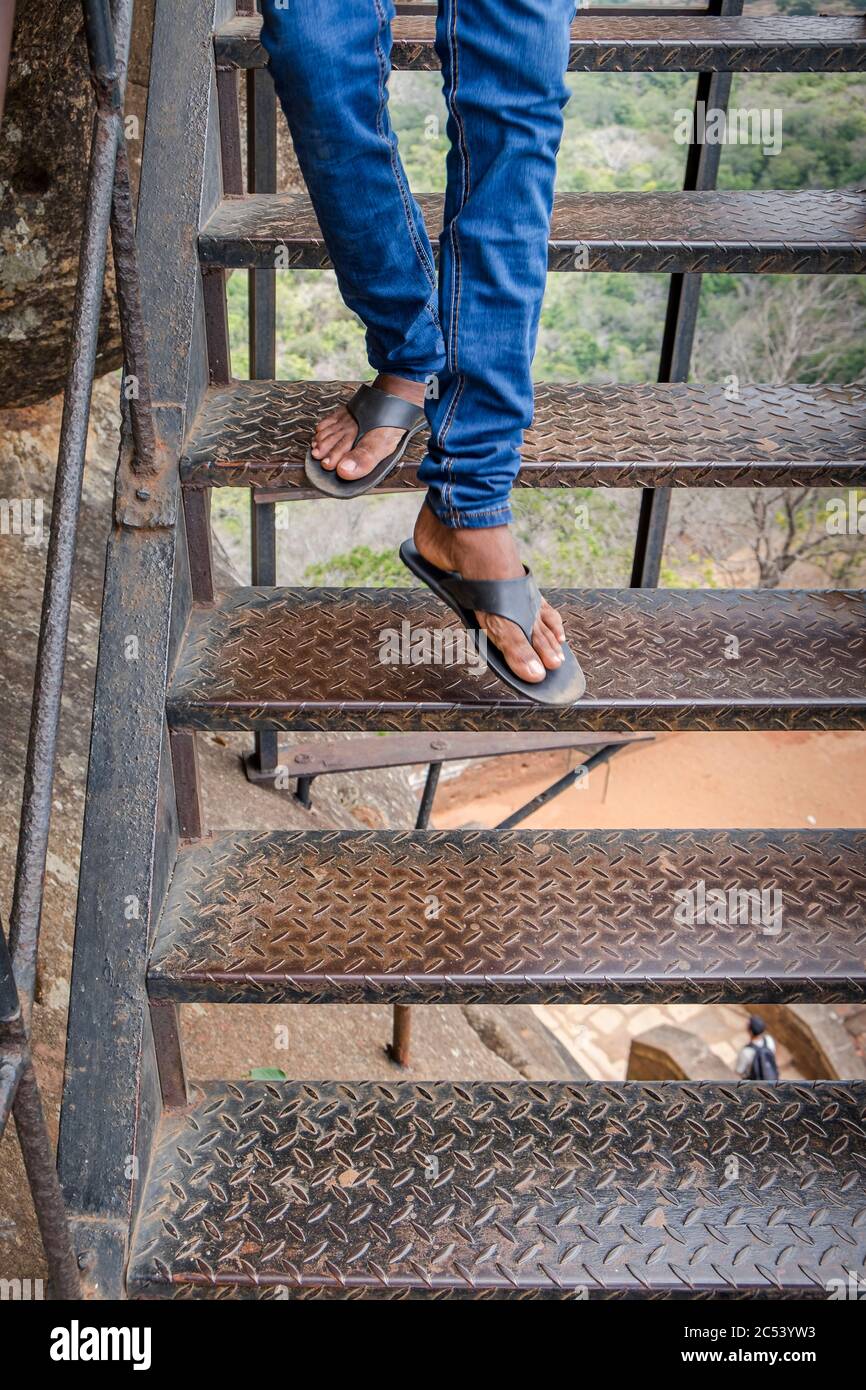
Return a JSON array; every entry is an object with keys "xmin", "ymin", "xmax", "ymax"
[
  {"xmin": 215, "ymin": 15, "xmax": 866, "ymax": 74},
  {"xmin": 127, "ymin": 1079, "xmax": 866, "ymax": 1298},
  {"xmin": 147, "ymin": 829, "xmax": 866, "ymax": 1006},
  {"xmin": 165, "ymin": 587, "xmax": 866, "ymax": 734},
  {"xmin": 180, "ymin": 381, "xmax": 866, "ymax": 493},
  {"xmin": 199, "ymin": 191, "xmax": 866, "ymax": 274}
]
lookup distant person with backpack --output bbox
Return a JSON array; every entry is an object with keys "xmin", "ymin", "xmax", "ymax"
[{"xmin": 736, "ymin": 1015, "xmax": 780, "ymax": 1081}]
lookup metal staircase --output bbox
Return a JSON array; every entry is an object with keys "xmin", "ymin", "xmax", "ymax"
[{"xmin": 56, "ymin": 2, "xmax": 866, "ymax": 1299}]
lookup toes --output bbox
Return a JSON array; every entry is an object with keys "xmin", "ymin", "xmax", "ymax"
[
  {"xmin": 531, "ymin": 617, "xmax": 564, "ymax": 671},
  {"xmin": 313, "ymin": 423, "xmax": 346, "ymax": 452},
  {"xmin": 337, "ymin": 441, "xmax": 380, "ymax": 480},
  {"xmin": 317, "ymin": 427, "xmax": 356, "ymax": 470},
  {"xmin": 312, "ymin": 427, "xmax": 352, "ymax": 463},
  {"xmin": 325, "ymin": 433, "xmax": 356, "ymax": 470},
  {"xmin": 312, "ymin": 442, "xmax": 340, "ymax": 465},
  {"xmin": 313, "ymin": 410, "xmax": 345, "ymax": 440},
  {"xmin": 541, "ymin": 611, "xmax": 566, "ymax": 653},
  {"xmin": 321, "ymin": 405, "xmax": 348, "ymax": 431},
  {"xmin": 311, "ymin": 408, "xmax": 354, "ymax": 461},
  {"xmin": 480, "ymin": 615, "xmax": 546, "ymax": 684},
  {"xmin": 541, "ymin": 599, "xmax": 566, "ymax": 645},
  {"xmin": 336, "ymin": 427, "xmax": 404, "ymax": 479}
]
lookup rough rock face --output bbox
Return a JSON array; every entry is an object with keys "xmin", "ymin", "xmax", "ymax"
[{"xmin": 0, "ymin": 1, "xmax": 154, "ymax": 409}]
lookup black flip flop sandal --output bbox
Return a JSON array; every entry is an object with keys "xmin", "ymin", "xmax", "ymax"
[
  {"xmin": 399, "ymin": 538, "xmax": 586, "ymax": 707},
  {"xmin": 304, "ymin": 384, "xmax": 427, "ymax": 498}
]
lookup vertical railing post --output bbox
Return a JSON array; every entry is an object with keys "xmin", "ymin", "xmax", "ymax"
[
  {"xmin": 415, "ymin": 762, "xmax": 442, "ymax": 831},
  {"xmin": 387, "ymin": 761, "xmax": 444, "ymax": 1068},
  {"xmin": 295, "ymin": 774, "xmax": 314, "ymax": 807},
  {"xmin": 13, "ymin": 1064, "xmax": 82, "ymax": 1299},
  {"xmin": 629, "ymin": 0, "xmax": 744, "ymax": 589},
  {"xmin": 149, "ymin": 1001, "xmax": 189, "ymax": 1110},
  {"xmin": 3, "ymin": 921, "xmax": 80, "ymax": 1300},
  {"xmin": 388, "ymin": 1006, "xmax": 413, "ymax": 1069}
]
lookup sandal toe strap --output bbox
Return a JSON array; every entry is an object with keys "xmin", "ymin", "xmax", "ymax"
[
  {"xmin": 442, "ymin": 568, "xmax": 543, "ymax": 643},
  {"xmin": 347, "ymin": 383, "xmax": 426, "ymax": 442}
]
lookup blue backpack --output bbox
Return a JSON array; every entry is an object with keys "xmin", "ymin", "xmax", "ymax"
[{"xmin": 748, "ymin": 1038, "xmax": 779, "ymax": 1082}]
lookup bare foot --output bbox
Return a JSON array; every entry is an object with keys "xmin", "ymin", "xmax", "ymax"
[
  {"xmin": 310, "ymin": 373, "xmax": 426, "ymax": 480},
  {"xmin": 413, "ymin": 502, "xmax": 566, "ymax": 685}
]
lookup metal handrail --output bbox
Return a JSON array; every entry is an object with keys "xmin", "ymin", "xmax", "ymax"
[{"xmin": 0, "ymin": 0, "xmax": 155, "ymax": 1298}]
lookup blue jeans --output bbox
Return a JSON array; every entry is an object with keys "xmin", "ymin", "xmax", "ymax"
[{"xmin": 262, "ymin": 0, "xmax": 573, "ymax": 528}]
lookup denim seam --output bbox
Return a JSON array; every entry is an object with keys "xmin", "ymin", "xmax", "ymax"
[
  {"xmin": 439, "ymin": 0, "xmax": 471, "ymax": 526},
  {"xmin": 432, "ymin": 499, "xmax": 513, "ymax": 525},
  {"xmin": 453, "ymin": 504, "xmax": 512, "ymax": 519},
  {"xmin": 396, "ymin": 164, "xmax": 438, "ymax": 294},
  {"xmin": 440, "ymin": 385, "xmax": 464, "ymax": 525},
  {"xmin": 372, "ymin": 0, "xmax": 437, "ymax": 296},
  {"xmin": 444, "ymin": 0, "xmax": 469, "ymax": 376}
]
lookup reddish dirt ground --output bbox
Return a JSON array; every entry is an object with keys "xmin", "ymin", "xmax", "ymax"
[{"xmin": 432, "ymin": 730, "xmax": 866, "ymax": 832}]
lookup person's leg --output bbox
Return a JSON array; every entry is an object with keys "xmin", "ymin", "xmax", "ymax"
[
  {"xmin": 415, "ymin": 0, "xmax": 573, "ymax": 682},
  {"xmin": 261, "ymin": 0, "xmax": 445, "ymax": 476}
]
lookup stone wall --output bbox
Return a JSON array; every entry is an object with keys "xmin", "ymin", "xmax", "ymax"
[{"xmin": 0, "ymin": 1, "xmax": 155, "ymax": 408}]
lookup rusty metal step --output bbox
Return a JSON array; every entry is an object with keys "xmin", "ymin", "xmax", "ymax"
[
  {"xmin": 181, "ymin": 381, "xmax": 866, "ymax": 493},
  {"xmin": 147, "ymin": 829, "xmax": 866, "ymax": 1006},
  {"xmin": 165, "ymin": 587, "xmax": 866, "ymax": 734},
  {"xmin": 127, "ymin": 1078, "xmax": 866, "ymax": 1298},
  {"xmin": 199, "ymin": 191, "xmax": 866, "ymax": 274},
  {"xmin": 214, "ymin": 14, "xmax": 866, "ymax": 74}
]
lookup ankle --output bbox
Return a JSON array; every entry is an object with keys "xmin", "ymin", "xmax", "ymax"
[
  {"xmin": 415, "ymin": 504, "xmax": 521, "ymax": 575},
  {"xmin": 374, "ymin": 372, "xmax": 427, "ymax": 408},
  {"xmin": 414, "ymin": 500, "xmax": 453, "ymax": 565}
]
